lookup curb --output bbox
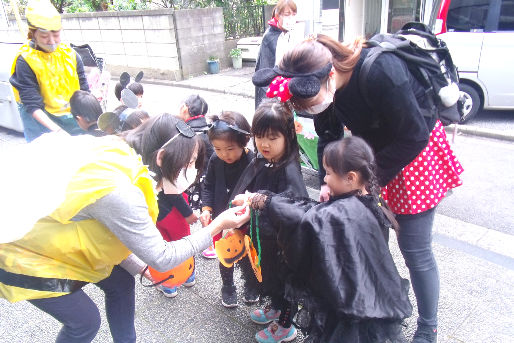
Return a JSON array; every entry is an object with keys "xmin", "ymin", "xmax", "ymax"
[{"xmin": 445, "ymin": 124, "xmax": 514, "ymax": 142}]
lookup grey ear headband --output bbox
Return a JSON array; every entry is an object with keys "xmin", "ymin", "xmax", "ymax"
[
  {"xmin": 252, "ymin": 63, "xmax": 332, "ymax": 99},
  {"xmin": 120, "ymin": 71, "xmax": 144, "ymax": 109}
]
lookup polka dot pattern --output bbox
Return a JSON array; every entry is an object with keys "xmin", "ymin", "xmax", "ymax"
[
  {"xmin": 381, "ymin": 121, "xmax": 464, "ymax": 215},
  {"xmin": 266, "ymin": 76, "xmax": 292, "ymax": 102}
]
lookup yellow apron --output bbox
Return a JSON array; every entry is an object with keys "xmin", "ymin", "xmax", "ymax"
[
  {"xmin": 0, "ymin": 136, "xmax": 158, "ymax": 302},
  {"xmin": 11, "ymin": 42, "xmax": 80, "ymax": 115}
]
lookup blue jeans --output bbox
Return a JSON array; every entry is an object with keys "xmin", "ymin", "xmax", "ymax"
[
  {"xmin": 18, "ymin": 103, "xmax": 84, "ymax": 142},
  {"xmin": 29, "ymin": 265, "xmax": 136, "ymax": 343},
  {"xmin": 396, "ymin": 207, "xmax": 439, "ymax": 327}
]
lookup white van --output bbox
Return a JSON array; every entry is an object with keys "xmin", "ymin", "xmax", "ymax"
[{"xmin": 429, "ymin": 0, "xmax": 514, "ymax": 122}]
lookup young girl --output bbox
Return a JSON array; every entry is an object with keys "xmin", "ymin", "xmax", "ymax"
[
  {"xmin": 198, "ymin": 111, "xmax": 254, "ymax": 306},
  {"xmin": 154, "ymin": 115, "xmax": 204, "ymax": 298},
  {"xmin": 235, "ymin": 136, "xmax": 412, "ymax": 343},
  {"xmin": 231, "ymin": 99, "xmax": 308, "ymax": 342}
]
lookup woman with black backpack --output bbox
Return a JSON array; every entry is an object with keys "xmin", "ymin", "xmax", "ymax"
[{"xmin": 252, "ymin": 34, "xmax": 464, "ymax": 343}]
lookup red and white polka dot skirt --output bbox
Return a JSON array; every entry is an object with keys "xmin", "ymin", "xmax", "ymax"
[{"xmin": 381, "ymin": 120, "xmax": 464, "ymax": 215}]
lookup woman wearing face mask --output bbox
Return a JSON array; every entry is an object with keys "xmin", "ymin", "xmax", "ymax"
[
  {"xmin": 0, "ymin": 113, "xmax": 248, "ymax": 343},
  {"xmin": 252, "ymin": 35, "xmax": 464, "ymax": 343},
  {"xmin": 9, "ymin": 0, "xmax": 89, "ymax": 142},
  {"xmin": 254, "ymin": 0, "xmax": 301, "ymax": 108}
]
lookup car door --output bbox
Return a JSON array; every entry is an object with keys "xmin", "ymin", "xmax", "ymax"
[{"xmin": 478, "ymin": 0, "xmax": 514, "ymax": 107}]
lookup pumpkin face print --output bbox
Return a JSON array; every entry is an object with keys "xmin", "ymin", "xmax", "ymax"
[
  {"xmin": 215, "ymin": 229, "xmax": 247, "ymax": 268},
  {"xmin": 244, "ymin": 235, "xmax": 262, "ymax": 282},
  {"xmin": 149, "ymin": 256, "xmax": 194, "ymax": 288}
]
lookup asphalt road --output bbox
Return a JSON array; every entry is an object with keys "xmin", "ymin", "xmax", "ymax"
[{"xmin": 467, "ymin": 109, "xmax": 514, "ymax": 133}]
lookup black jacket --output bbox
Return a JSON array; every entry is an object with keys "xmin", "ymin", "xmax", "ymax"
[
  {"xmin": 262, "ymin": 192, "xmax": 412, "ymax": 342},
  {"xmin": 254, "ymin": 25, "xmax": 282, "ymax": 108},
  {"xmin": 10, "ymin": 42, "xmax": 89, "ymax": 115},
  {"xmin": 315, "ymin": 48, "xmax": 435, "ymax": 186},
  {"xmin": 201, "ymin": 149, "xmax": 254, "ymax": 218}
]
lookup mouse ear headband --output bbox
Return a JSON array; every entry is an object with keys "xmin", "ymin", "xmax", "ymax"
[
  {"xmin": 252, "ymin": 63, "xmax": 332, "ymax": 102},
  {"xmin": 119, "ymin": 71, "xmax": 144, "ymax": 109}
]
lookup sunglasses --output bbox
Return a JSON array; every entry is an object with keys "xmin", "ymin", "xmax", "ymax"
[
  {"xmin": 161, "ymin": 121, "xmax": 196, "ymax": 149},
  {"xmin": 208, "ymin": 120, "xmax": 250, "ymax": 135}
]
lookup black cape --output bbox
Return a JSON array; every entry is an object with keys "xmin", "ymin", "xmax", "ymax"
[{"xmin": 262, "ymin": 192, "xmax": 413, "ymax": 342}]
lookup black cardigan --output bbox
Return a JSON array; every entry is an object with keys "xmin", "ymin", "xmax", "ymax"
[{"xmin": 315, "ymin": 48, "xmax": 435, "ymax": 186}]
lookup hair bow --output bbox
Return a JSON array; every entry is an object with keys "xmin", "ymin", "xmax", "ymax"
[{"xmin": 266, "ymin": 76, "xmax": 292, "ymax": 102}]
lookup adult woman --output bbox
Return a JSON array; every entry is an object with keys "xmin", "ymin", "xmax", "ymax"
[
  {"xmin": 10, "ymin": 0, "xmax": 89, "ymax": 142},
  {"xmin": 254, "ymin": 0, "xmax": 300, "ymax": 108},
  {"xmin": 252, "ymin": 35, "xmax": 463, "ymax": 343},
  {"xmin": 0, "ymin": 114, "xmax": 248, "ymax": 343}
]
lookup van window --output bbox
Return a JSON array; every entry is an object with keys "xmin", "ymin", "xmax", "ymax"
[
  {"xmin": 499, "ymin": 0, "xmax": 514, "ymax": 30},
  {"xmin": 447, "ymin": 0, "xmax": 490, "ymax": 32}
]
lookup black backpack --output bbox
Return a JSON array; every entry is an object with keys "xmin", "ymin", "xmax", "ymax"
[{"xmin": 359, "ymin": 22, "xmax": 463, "ymax": 126}]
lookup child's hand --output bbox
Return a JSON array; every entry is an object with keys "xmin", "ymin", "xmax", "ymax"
[
  {"xmin": 200, "ymin": 210, "xmax": 212, "ymax": 227},
  {"xmin": 186, "ymin": 212, "xmax": 198, "ymax": 225},
  {"xmin": 232, "ymin": 191, "xmax": 254, "ymax": 206}
]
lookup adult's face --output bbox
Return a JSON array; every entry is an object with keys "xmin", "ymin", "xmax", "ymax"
[
  {"xmin": 34, "ymin": 29, "xmax": 61, "ymax": 53},
  {"xmin": 277, "ymin": 6, "xmax": 296, "ymax": 31}
]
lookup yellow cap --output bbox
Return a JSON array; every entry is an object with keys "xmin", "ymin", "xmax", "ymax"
[{"xmin": 26, "ymin": 0, "xmax": 62, "ymax": 31}]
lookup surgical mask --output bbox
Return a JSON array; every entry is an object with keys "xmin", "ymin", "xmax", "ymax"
[
  {"xmin": 161, "ymin": 166, "xmax": 198, "ymax": 194},
  {"xmin": 38, "ymin": 42, "xmax": 59, "ymax": 53},
  {"xmin": 281, "ymin": 15, "xmax": 296, "ymax": 31},
  {"xmin": 305, "ymin": 78, "xmax": 335, "ymax": 114}
]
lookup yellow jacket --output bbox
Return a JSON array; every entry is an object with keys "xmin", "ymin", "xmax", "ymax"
[
  {"xmin": 11, "ymin": 42, "xmax": 80, "ymax": 116},
  {"xmin": 0, "ymin": 136, "xmax": 158, "ymax": 302}
]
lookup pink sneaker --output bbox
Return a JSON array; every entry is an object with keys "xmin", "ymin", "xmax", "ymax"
[
  {"xmin": 251, "ymin": 307, "xmax": 281, "ymax": 324},
  {"xmin": 201, "ymin": 245, "xmax": 217, "ymax": 259},
  {"xmin": 255, "ymin": 322, "xmax": 297, "ymax": 343}
]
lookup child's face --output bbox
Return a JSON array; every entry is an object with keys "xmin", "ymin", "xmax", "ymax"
[
  {"xmin": 254, "ymin": 130, "xmax": 286, "ymax": 163},
  {"xmin": 211, "ymin": 139, "xmax": 244, "ymax": 164},
  {"xmin": 323, "ymin": 164, "xmax": 354, "ymax": 197}
]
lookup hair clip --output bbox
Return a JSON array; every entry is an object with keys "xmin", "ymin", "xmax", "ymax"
[{"xmin": 208, "ymin": 119, "xmax": 250, "ymax": 135}]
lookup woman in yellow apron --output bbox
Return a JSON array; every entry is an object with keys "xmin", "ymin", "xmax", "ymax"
[
  {"xmin": 0, "ymin": 113, "xmax": 248, "ymax": 343},
  {"xmin": 9, "ymin": 0, "xmax": 89, "ymax": 142}
]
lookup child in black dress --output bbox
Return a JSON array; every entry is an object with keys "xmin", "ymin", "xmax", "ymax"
[
  {"xmin": 231, "ymin": 98, "xmax": 308, "ymax": 342},
  {"xmin": 236, "ymin": 136, "xmax": 412, "ymax": 343},
  {"xmin": 199, "ymin": 111, "xmax": 254, "ymax": 307}
]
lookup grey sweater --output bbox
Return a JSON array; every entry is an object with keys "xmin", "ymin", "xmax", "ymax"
[{"xmin": 75, "ymin": 184, "xmax": 212, "ymax": 273}]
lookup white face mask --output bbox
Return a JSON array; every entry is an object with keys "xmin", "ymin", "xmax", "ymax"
[
  {"xmin": 281, "ymin": 15, "xmax": 296, "ymax": 31},
  {"xmin": 305, "ymin": 79, "xmax": 335, "ymax": 115},
  {"xmin": 38, "ymin": 43, "xmax": 59, "ymax": 53},
  {"xmin": 162, "ymin": 166, "xmax": 198, "ymax": 194}
]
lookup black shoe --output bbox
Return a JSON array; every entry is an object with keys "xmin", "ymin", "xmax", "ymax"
[
  {"xmin": 221, "ymin": 284, "xmax": 238, "ymax": 308},
  {"xmin": 412, "ymin": 325, "xmax": 437, "ymax": 343},
  {"xmin": 243, "ymin": 287, "xmax": 260, "ymax": 304}
]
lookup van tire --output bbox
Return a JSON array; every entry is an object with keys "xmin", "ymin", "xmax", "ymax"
[{"xmin": 459, "ymin": 83, "xmax": 481, "ymax": 123}]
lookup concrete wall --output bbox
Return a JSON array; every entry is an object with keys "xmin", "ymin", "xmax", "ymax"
[{"xmin": 1, "ymin": 8, "xmax": 232, "ymax": 81}]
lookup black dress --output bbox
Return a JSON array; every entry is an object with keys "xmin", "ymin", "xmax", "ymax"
[{"xmin": 260, "ymin": 192, "xmax": 413, "ymax": 342}]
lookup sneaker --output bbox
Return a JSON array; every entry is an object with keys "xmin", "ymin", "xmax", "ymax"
[
  {"xmin": 221, "ymin": 284, "xmax": 238, "ymax": 308},
  {"xmin": 158, "ymin": 285, "xmax": 178, "ymax": 298},
  {"xmin": 412, "ymin": 325, "xmax": 437, "ymax": 343},
  {"xmin": 202, "ymin": 245, "xmax": 217, "ymax": 259},
  {"xmin": 243, "ymin": 287, "xmax": 260, "ymax": 304},
  {"xmin": 251, "ymin": 307, "xmax": 281, "ymax": 325},
  {"xmin": 255, "ymin": 322, "xmax": 297, "ymax": 343},
  {"xmin": 183, "ymin": 271, "xmax": 196, "ymax": 287}
]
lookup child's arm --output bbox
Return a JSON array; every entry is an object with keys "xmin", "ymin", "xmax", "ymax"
[{"xmin": 200, "ymin": 156, "xmax": 216, "ymax": 226}]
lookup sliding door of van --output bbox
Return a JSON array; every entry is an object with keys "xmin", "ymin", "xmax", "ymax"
[{"xmin": 479, "ymin": 0, "xmax": 514, "ymax": 107}]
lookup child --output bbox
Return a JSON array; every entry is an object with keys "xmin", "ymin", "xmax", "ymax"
[
  {"xmin": 69, "ymin": 90, "xmax": 105, "ymax": 137},
  {"xmin": 98, "ymin": 105, "xmax": 150, "ymax": 134},
  {"xmin": 154, "ymin": 116, "xmax": 204, "ymax": 297},
  {"xmin": 114, "ymin": 81, "xmax": 144, "ymax": 108},
  {"xmin": 231, "ymin": 98, "xmax": 309, "ymax": 342},
  {"xmin": 198, "ymin": 111, "xmax": 254, "ymax": 306},
  {"xmin": 236, "ymin": 136, "xmax": 413, "ymax": 343},
  {"xmin": 177, "ymin": 94, "xmax": 213, "ymax": 211}
]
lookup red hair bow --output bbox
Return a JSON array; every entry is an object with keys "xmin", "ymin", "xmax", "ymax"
[{"xmin": 266, "ymin": 76, "xmax": 292, "ymax": 102}]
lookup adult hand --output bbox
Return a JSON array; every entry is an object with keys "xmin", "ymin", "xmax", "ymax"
[
  {"xmin": 319, "ymin": 184, "xmax": 330, "ymax": 202},
  {"xmin": 208, "ymin": 205, "xmax": 249, "ymax": 237},
  {"xmin": 199, "ymin": 210, "xmax": 212, "ymax": 227}
]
